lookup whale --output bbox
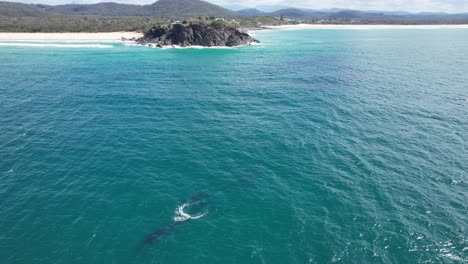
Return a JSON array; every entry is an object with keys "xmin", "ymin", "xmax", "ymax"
[
  {"xmin": 138, "ymin": 174, "xmax": 254, "ymax": 251},
  {"xmin": 137, "ymin": 222, "xmax": 182, "ymax": 250},
  {"xmin": 137, "ymin": 194, "xmax": 212, "ymax": 250}
]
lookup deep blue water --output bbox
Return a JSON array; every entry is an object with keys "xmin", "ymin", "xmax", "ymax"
[{"xmin": 0, "ymin": 29, "xmax": 467, "ymax": 264}]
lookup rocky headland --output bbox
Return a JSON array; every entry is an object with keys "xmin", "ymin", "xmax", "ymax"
[{"xmin": 136, "ymin": 20, "xmax": 259, "ymax": 48}]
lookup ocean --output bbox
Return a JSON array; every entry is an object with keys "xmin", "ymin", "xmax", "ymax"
[{"xmin": 0, "ymin": 28, "xmax": 467, "ymax": 263}]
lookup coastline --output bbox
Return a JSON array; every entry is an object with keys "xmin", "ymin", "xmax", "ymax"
[
  {"xmin": 262, "ymin": 24, "xmax": 468, "ymax": 30},
  {"xmin": 0, "ymin": 32, "xmax": 142, "ymax": 42},
  {"xmin": 1, "ymin": 24, "xmax": 467, "ymax": 42}
]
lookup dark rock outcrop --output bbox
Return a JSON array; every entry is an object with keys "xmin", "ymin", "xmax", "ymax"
[{"xmin": 136, "ymin": 22, "xmax": 259, "ymax": 48}]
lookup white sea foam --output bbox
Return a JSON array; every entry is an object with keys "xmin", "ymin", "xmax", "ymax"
[
  {"xmin": 442, "ymin": 253, "xmax": 464, "ymax": 262},
  {"xmin": 173, "ymin": 202, "xmax": 207, "ymax": 223},
  {"xmin": 0, "ymin": 43, "xmax": 113, "ymax": 48},
  {"xmin": 156, "ymin": 44, "xmax": 237, "ymax": 49},
  {"xmin": 174, "ymin": 45, "xmax": 237, "ymax": 49},
  {"xmin": 141, "ymin": 42, "xmax": 260, "ymax": 49},
  {"xmin": 123, "ymin": 42, "xmax": 141, "ymax": 47},
  {"xmin": 249, "ymin": 42, "xmax": 263, "ymax": 46}
]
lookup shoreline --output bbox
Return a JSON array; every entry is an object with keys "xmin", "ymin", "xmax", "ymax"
[
  {"xmin": 261, "ymin": 24, "xmax": 468, "ymax": 30},
  {"xmin": 0, "ymin": 32, "xmax": 142, "ymax": 42},
  {"xmin": 1, "ymin": 24, "xmax": 467, "ymax": 42}
]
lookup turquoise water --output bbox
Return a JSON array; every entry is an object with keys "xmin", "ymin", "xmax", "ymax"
[{"xmin": 0, "ymin": 29, "xmax": 467, "ymax": 264}]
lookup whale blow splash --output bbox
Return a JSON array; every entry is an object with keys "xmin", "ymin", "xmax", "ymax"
[{"xmin": 173, "ymin": 202, "xmax": 208, "ymax": 223}]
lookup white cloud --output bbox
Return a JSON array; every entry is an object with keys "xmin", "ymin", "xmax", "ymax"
[{"xmin": 6, "ymin": 0, "xmax": 468, "ymax": 13}]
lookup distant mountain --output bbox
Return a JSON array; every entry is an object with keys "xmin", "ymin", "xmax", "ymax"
[
  {"xmin": 1, "ymin": 0, "xmax": 467, "ymax": 25},
  {"xmin": 269, "ymin": 8, "xmax": 316, "ymax": 18},
  {"xmin": 222, "ymin": 4, "xmax": 249, "ymax": 11},
  {"xmin": 145, "ymin": 0, "xmax": 238, "ymax": 18},
  {"xmin": 367, "ymin": 10, "xmax": 411, "ymax": 16},
  {"xmin": 0, "ymin": 0, "xmax": 239, "ymax": 18},
  {"xmin": 255, "ymin": 5, "xmax": 293, "ymax": 13},
  {"xmin": 42, "ymin": 3, "xmax": 144, "ymax": 17},
  {"xmin": 247, "ymin": 6, "xmax": 465, "ymax": 16},
  {"xmin": 331, "ymin": 11, "xmax": 363, "ymax": 19},
  {"xmin": 0, "ymin": 2, "xmax": 49, "ymax": 17},
  {"xmin": 254, "ymin": 7, "xmax": 468, "ymax": 21},
  {"xmin": 238, "ymin": 8, "xmax": 265, "ymax": 16}
]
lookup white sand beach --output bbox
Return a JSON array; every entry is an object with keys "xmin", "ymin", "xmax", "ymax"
[
  {"xmin": 264, "ymin": 24, "xmax": 468, "ymax": 30},
  {"xmin": 1, "ymin": 25, "xmax": 467, "ymax": 42},
  {"xmin": 0, "ymin": 32, "xmax": 142, "ymax": 42}
]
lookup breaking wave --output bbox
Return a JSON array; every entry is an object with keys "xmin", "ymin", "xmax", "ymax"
[
  {"xmin": 0, "ymin": 43, "xmax": 114, "ymax": 48},
  {"xmin": 139, "ymin": 43, "xmax": 260, "ymax": 49}
]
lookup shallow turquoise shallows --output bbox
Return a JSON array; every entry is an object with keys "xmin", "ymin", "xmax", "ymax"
[{"xmin": 0, "ymin": 29, "xmax": 467, "ymax": 264}]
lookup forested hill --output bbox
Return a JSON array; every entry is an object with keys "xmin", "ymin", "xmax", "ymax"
[
  {"xmin": 145, "ymin": 0, "xmax": 238, "ymax": 18},
  {"xmin": 241, "ymin": 8, "xmax": 468, "ymax": 24},
  {"xmin": 1, "ymin": 0, "xmax": 467, "ymax": 23},
  {"xmin": 0, "ymin": 0, "xmax": 239, "ymax": 18},
  {"xmin": 0, "ymin": 2, "xmax": 50, "ymax": 17},
  {"xmin": 42, "ymin": 3, "xmax": 144, "ymax": 17},
  {"xmin": 1, "ymin": 0, "xmax": 468, "ymax": 32}
]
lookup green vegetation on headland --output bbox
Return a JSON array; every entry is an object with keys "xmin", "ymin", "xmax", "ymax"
[
  {"xmin": 0, "ymin": 0, "xmax": 289, "ymax": 32},
  {"xmin": 0, "ymin": 0, "xmax": 238, "ymax": 18},
  {"xmin": 0, "ymin": 17, "xmax": 168, "ymax": 32},
  {"xmin": 0, "ymin": 15, "xmax": 290, "ymax": 33},
  {"xmin": 0, "ymin": 0, "xmax": 467, "ymax": 32},
  {"xmin": 239, "ymin": 16, "xmax": 290, "ymax": 28}
]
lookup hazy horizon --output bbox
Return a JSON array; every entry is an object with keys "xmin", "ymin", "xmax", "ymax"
[{"xmin": 4, "ymin": 0, "xmax": 468, "ymax": 14}]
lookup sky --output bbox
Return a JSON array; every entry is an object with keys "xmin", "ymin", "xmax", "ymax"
[{"xmin": 7, "ymin": 0, "xmax": 468, "ymax": 13}]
